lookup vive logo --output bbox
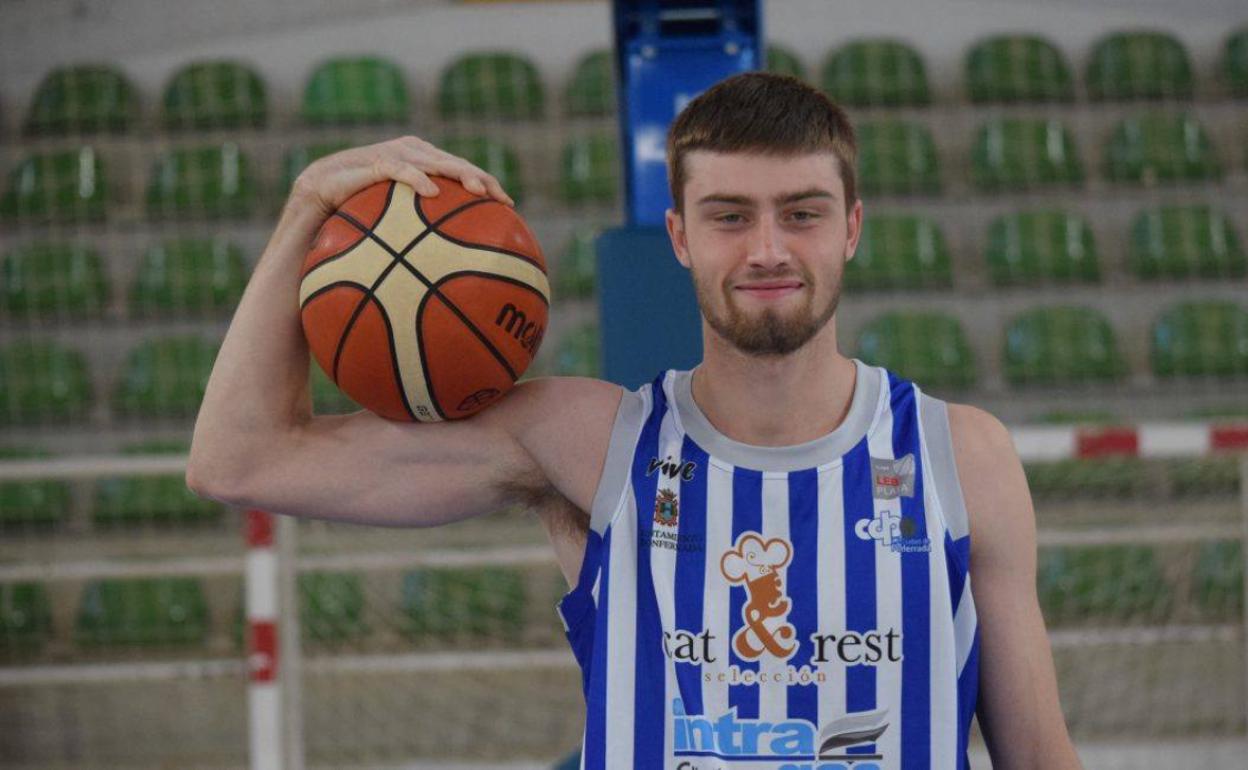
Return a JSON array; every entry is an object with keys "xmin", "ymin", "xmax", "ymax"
[{"xmin": 647, "ymin": 455, "xmax": 697, "ymax": 481}]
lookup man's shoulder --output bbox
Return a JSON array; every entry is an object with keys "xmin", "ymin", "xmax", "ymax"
[
  {"xmin": 944, "ymin": 402, "xmax": 1014, "ymax": 467},
  {"xmin": 942, "ymin": 401, "xmax": 1034, "ymax": 548},
  {"xmin": 493, "ymin": 375, "xmax": 630, "ymax": 515}
]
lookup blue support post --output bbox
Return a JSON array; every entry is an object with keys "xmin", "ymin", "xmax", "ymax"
[{"xmin": 596, "ymin": 0, "xmax": 763, "ymax": 388}]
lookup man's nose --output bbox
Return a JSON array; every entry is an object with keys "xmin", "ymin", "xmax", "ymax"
[{"xmin": 748, "ymin": 215, "xmax": 789, "ymax": 267}]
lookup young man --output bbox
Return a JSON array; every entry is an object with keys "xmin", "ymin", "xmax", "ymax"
[{"xmin": 188, "ymin": 72, "xmax": 1081, "ymax": 769}]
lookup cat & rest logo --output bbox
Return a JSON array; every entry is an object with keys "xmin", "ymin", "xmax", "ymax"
[{"xmin": 720, "ymin": 532, "xmax": 798, "ymax": 661}]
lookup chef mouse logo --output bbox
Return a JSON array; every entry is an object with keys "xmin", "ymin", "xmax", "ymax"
[{"xmin": 720, "ymin": 532, "xmax": 797, "ymax": 661}]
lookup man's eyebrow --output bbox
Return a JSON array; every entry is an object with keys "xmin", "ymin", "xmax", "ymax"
[{"xmin": 695, "ymin": 187, "xmax": 838, "ymax": 206}]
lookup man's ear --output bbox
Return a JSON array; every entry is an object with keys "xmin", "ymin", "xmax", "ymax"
[
  {"xmin": 665, "ymin": 207, "xmax": 692, "ymax": 269},
  {"xmin": 844, "ymin": 199, "xmax": 865, "ymax": 263}
]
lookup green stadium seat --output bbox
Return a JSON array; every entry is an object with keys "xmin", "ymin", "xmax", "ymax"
[
  {"xmin": 1023, "ymin": 458, "xmax": 1146, "ymax": 499},
  {"xmin": 232, "ymin": 571, "xmax": 368, "ymax": 646},
  {"xmin": 1, "ymin": 242, "xmax": 110, "ymax": 319},
  {"xmin": 1086, "ymin": 31, "xmax": 1194, "ymax": 101},
  {"xmin": 112, "ymin": 335, "xmax": 219, "ymax": 418},
  {"xmin": 554, "ymin": 229, "xmax": 598, "ymax": 300},
  {"xmin": 310, "ymin": 363, "xmax": 359, "ymax": 415},
  {"xmin": 1128, "ymin": 205, "xmax": 1245, "ymax": 281},
  {"xmin": 553, "ymin": 322, "xmax": 601, "ymax": 377},
  {"xmin": 281, "ymin": 141, "xmax": 351, "ymax": 193},
  {"xmin": 985, "ymin": 210, "xmax": 1100, "ymax": 286},
  {"xmin": 1225, "ymin": 28, "xmax": 1248, "ymax": 97},
  {"xmin": 302, "ymin": 57, "xmax": 408, "ymax": 125},
  {"xmin": 1169, "ymin": 457, "xmax": 1241, "ymax": 498},
  {"xmin": 437, "ymin": 136, "xmax": 524, "ymax": 205},
  {"xmin": 1037, "ymin": 545, "xmax": 1170, "ymax": 625},
  {"xmin": 855, "ymin": 121, "xmax": 941, "ymax": 196},
  {"xmin": 146, "ymin": 143, "xmax": 256, "ymax": 219},
  {"xmin": 0, "ymin": 340, "xmax": 92, "ymax": 425},
  {"xmin": 844, "ymin": 214, "xmax": 952, "ymax": 291},
  {"xmin": 93, "ymin": 440, "xmax": 223, "ymax": 527},
  {"xmin": 1034, "ymin": 410, "xmax": 1120, "ymax": 425},
  {"xmin": 821, "ymin": 39, "xmax": 930, "ymax": 107},
  {"xmin": 0, "ymin": 582, "xmax": 53, "ymax": 652},
  {"xmin": 971, "ymin": 118, "xmax": 1083, "ymax": 191},
  {"xmin": 1192, "ymin": 540, "xmax": 1243, "ymax": 618},
  {"xmin": 162, "ymin": 60, "xmax": 267, "ymax": 131},
  {"xmin": 767, "ymin": 45, "xmax": 806, "ymax": 80},
  {"xmin": 965, "ymin": 35, "xmax": 1074, "ymax": 103},
  {"xmin": 24, "ymin": 65, "xmax": 137, "ymax": 135},
  {"xmin": 1, "ymin": 147, "xmax": 108, "ymax": 223},
  {"xmin": 1004, "ymin": 306, "xmax": 1125, "ymax": 385},
  {"xmin": 439, "ymin": 52, "xmax": 544, "ymax": 121},
  {"xmin": 1104, "ymin": 113, "xmax": 1221, "ymax": 184},
  {"xmin": 300, "ymin": 572, "xmax": 368, "ymax": 642},
  {"xmin": 1151, "ymin": 301, "xmax": 1248, "ymax": 378},
  {"xmin": 401, "ymin": 568, "xmax": 524, "ymax": 641},
  {"xmin": 560, "ymin": 134, "xmax": 619, "ymax": 204},
  {"xmin": 564, "ymin": 50, "xmax": 614, "ymax": 117},
  {"xmin": 129, "ymin": 238, "xmax": 248, "ymax": 318},
  {"xmin": 0, "ymin": 448, "xmax": 71, "ymax": 529},
  {"xmin": 76, "ymin": 577, "xmax": 208, "ymax": 646},
  {"xmin": 855, "ymin": 312, "xmax": 975, "ymax": 389}
]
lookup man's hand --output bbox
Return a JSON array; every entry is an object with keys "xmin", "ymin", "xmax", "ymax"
[{"xmin": 290, "ymin": 135, "xmax": 515, "ymax": 221}]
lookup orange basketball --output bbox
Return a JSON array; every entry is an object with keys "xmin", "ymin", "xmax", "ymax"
[{"xmin": 299, "ymin": 178, "xmax": 548, "ymax": 421}]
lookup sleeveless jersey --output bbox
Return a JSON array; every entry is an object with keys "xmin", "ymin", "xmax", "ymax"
[{"xmin": 557, "ymin": 358, "xmax": 980, "ymax": 770}]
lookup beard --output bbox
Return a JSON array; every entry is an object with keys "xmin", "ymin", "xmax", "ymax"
[{"xmin": 690, "ymin": 258, "xmax": 842, "ymax": 357}]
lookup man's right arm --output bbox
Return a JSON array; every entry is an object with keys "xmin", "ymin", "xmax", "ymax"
[
  {"xmin": 186, "ymin": 137, "xmax": 621, "ymax": 528},
  {"xmin": 189, "ymin": 375, "xmax": 618, "ymax": 528}
]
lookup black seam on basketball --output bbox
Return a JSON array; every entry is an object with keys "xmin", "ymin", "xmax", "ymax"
[
  {"xmin": 412, "ymin": 288, "xmax": 450, "ymax": 421},
  {"xmin": 337, "ymin": 198, "xmax": 519, "ymax": 382},
  {"xmin": 304, "ymin": 220, "xmax": 378, "ymax": 277},
  {"xmin": 299, "ymin": 280, "xmax": 371, "ymax": 312},
  {"xmin": 427, "ymin": 270, "xmax": 550, "ymax": 309},
  {"xmin": 368, "ymin": 294, "xmax": 420, "ymax": 422},
  {"xmin": 428, "ymin": 211, "xmax": 546, "ymax": 271}
]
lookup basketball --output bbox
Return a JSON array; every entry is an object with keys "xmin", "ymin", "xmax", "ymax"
[{"xmin": 298, "ymin": 177, "xmax": 549, "ymax": 422}]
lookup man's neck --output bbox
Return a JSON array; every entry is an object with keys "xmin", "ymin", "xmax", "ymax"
[{"xmin": 689, "ymin": 320, "xmax": 857, "ymax": 448}]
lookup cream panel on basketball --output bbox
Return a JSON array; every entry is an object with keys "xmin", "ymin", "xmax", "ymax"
[
  {"xmin": 298, "ymin": 239, "xmax": 401, "ymax": 306},
  {"xmin": 371, "ymin": 269, "xmax": 437, "ymax": 420},
  {"xmin": 372, "ymin": 182, "xmax": 425, "ymax": 252},
  {"xmin": 410, "ymin": 233, "xmax": 551, "ymax": 301}
]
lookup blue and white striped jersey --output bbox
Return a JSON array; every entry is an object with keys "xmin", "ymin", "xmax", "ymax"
[{"xmin": 558, "ymin": 358, "xmax": 979, "ymax": 770}]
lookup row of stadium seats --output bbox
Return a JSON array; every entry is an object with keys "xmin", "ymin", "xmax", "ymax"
[
  {"xmin": 0, "ymin": 135, "xmax": 619, "ymax": 223},
  {"xmin": 1, "ymin": 448, "xmax": 1237, "ymax": 531},
  {"xmin": 2, "ymin": 541, "xmax": 1240, "ymax": 653},
  {"xmin": 848, "ymin": 207, "xmax": 1245, "ymax": 289},
  {"xmin": 0, "ymin": 442, "xmax": 222, "ymax": 528},
  {"xmin": 2, "ymin": 299, "xmax": 1244, "ymax": 426},
  {"xmin": 545, "ymin": 301, "xmax": 1248, "ymax": 387},
  {"xmin": 3, "ymin": 205, "xmax": 1240, "ymax": 324},
  {"xmin": 5, "ymin": 110, "xmax": 1244, "ymax": 223},
  {"xmin": 16, "ymin": 29, "xmax": 1248, "ymax": 137},
  {"xmin": 0, "ymin": 567, "xmax": 537, "ymax": 651}
]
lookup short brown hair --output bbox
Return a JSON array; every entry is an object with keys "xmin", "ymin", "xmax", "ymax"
[{"xmin": 666, "ymin": 71, "xmax": 857, "ymax": 214}]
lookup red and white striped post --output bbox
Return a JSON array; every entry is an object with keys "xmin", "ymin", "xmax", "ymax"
[
  {"xmin": 245, "ymin": 509, "xmax": 283, "ymax": 770},
  {"xmin": 1011, "ymin": 421, "xmax": 1248, "ymax": 462}
]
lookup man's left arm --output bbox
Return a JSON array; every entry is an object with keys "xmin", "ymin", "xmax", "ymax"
[{"xmin": 947, "ymin": 403, "xmax": 1083, "ymax": 770}]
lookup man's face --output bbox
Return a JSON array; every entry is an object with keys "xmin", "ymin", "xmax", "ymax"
[{"xmin": 665, "ymin": 150, "xmax": 863, "ymax": 357}]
